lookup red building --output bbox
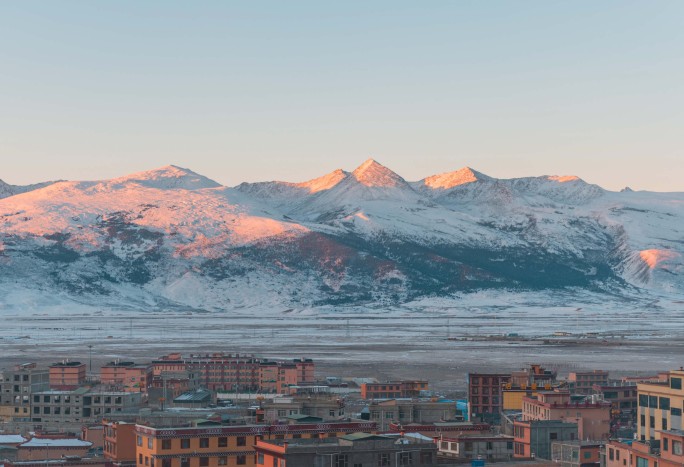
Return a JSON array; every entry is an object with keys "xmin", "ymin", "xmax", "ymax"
[
  {"xmin": 468, "ymin": 373, "xmax": 511, "ymax": 423},
  {"xmin": 49, "ymin": 361, "xmax": 86, "ymax": 390},
  {"xmin": 360, "ymin": 380, "xmax": 428, "ymax": 399}
]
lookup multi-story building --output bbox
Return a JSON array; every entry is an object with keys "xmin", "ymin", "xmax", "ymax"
[
  {"xmin": 367, "ymin": 399, "xmax": 458, "ymax": 431},
  {"xmin": 0, "ymin": 363, "xmax": 50, "ymax": 422},
  {"xmin": 468, "ymin": 373, "xmax": 511, "ymax": 423},
  {"xmin": 568, "ymin": 371, "xmax": 609, "ymax": 395},
  {"xmin": 591, "ymin": 382, "xmax": 638, "ymax": 436},
  {"xmin": 17, "ymin": 437, "xmax": 93, "ymax": 461},
  {"xmin": 606, "ymin": 429, "xmax": 684, "ymax": 467},
  {"xmin": 133, "ymin": 419, "xmax": 377, "ymax": 467},
  {"xmin": 31, "ymin": 388, "xmax": 142, "ymax": 424},
  {"xmin": 438, "ymin": 433, "xmax": 514, "ymax": 461},
  {"xmin": 151, "ymin": 353, "xmax": 314, "ymax": 393},
  {"xmin": 101, "ymin": 361, "xmax": 153, "ymax": 394},
  {"xmin": 636, "ymin": 369, "xmax": 684, "ymax": 442},
  {"xmin": 255, "ymin": 433, "xmax": 437, "ymax": 467},
  {"xmin": 360, "ymin": 380, "xmax": 428, "ymax": 399},
  {"xmin": 522, "ymin": 391, "xmax": 611, "ymax": 440},
  {"xmin": 513, "ymin": 420, "xmax": 578, "ymax": 459},
  {"xmin": 49, "ymin": 361, "xmax": 86, "ymax": 390},
  {"xmin": 103, "ymin": 420, "xmax": 138, "ymax": 467},
  {"xmin": 261, "ymin": 395, "xmax": 344, "ymax": 422},
  {"xmin": 550, "ymin": 440, "xmax": 602, "ymax": 467}
]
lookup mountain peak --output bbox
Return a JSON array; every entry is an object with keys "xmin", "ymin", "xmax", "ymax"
[
  {"xmin": 547, "ymin": 175, "xmax": 582, "ymax": 183},
  {"xmin": 422, "ymin": 167, "xmax": 489, "ymax": 190},
  {"xmin": 296, "ymin": 168, "xmax": 348, "ymax": 193},
  {"xmin": 351, "ymin": 159, "xmax": 406, "ymax": 188},
  {"xmin": 110, "ymin": 165, "xmax": 222, "ymax": 190}
]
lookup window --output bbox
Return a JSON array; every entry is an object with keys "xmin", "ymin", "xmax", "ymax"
[
  {"xmin": 660, "ymin": 397, "xmax": 671, "ymax": 410},
  {"xmin": 145, "ymin": 457, "xmax": 149, "ymax": 466},
  {"xmin": 641, "ymin": 414, "xmax": 646, "ymax": 426},
  {"xmin": 181, "ymin": 439, "xmax": 191, "ymax": 449},
  {"xmin": 609, "ymin": 448, "xmax": 614, "ymax": 461},
  {"xmin": 257, "ymin": 453, "xmax": 264, "ymax": 465},
  {"xmin": 672, "ymin": 408, "xmax": 682, "ymax": 416},
  {"xmin": 420, "ymin": 452, "xmax": 432, "ymax": 463},
  {"xmin": 218, "ymin": 437, "xmax": 227, "ymax": 447},
  {"xmin": 148, "ymin": 438, "xmax": 154, "ymax": 449},
  {"xmin": 218, "ymin": 458, "xmax": 227, "ymax": 466},
  {"xmin": 236, "ymin": 456, "xmax": 246, "ymax": 465},
  {"xmin": 378, "ymin": 453, "xmax": 390, "ymax": 466},
  {"xmin": 550, "ymin": 433, "xmax": 558, "ymax": 440},
  {"xmin": 673, "ymin": 440, "xmax": 682, "ymax": 455},
  {"xmin": 649, "ymin": 396, "xmax": 658, "ymax": 408},
  {"xmin": 650, "ymin": 416, "xmax": 655, "ymax": 428},
  {"xmin": 584, "ymin": 452, "xmax": 592, "ymax": 459},
  {"xmin": 663, "ymin": 418, "xmax": 668, "ymax": 430},
  {"xmin": 399, "ymin": 452, "xmax": 413, "ymax": 466},
  {"xmin": 162, "ymin": 460, "xmax": 172, "ymax": 467},
  {"xmin": 180, "ymin": 459, "xmax": 190, "ymax": 467},
  {"xmin": 639, "ymin": 395, "xmax": 648, "ymax": 407},
  {"xmin": 139, "ymin": 454, "xmax": 143, "ymax": 465},
  {"xmin": 199, "ymin": 438, "xmax": 209, "ymax": 448},
  {"xmin": 636, "ymin": 457, "xmax": 648, "ymax": 467},
  {"xmin": 137, "ymin": 435, "xmax": 143, "ymax": 447},
  {"xmin": 334, "ymin": 454, "xmax": 348, "ymax": 467},
  {"xmin": 237, "ymin": 436, "xmax": 246, "ymax": 447},
  {"xmin": 199, "ymin": 458, "xmax": 209, "ymax": 467},
  {"xmin": 671, "ymin": 378, "xmax": 682, "ymax": 390},
  {"xmin": 162, "ymin": 439, "xmax": 172, "ymax": 450},
  {"xmin": 663, "ymin": 438, "xmax": 669, "ymax": 451}
]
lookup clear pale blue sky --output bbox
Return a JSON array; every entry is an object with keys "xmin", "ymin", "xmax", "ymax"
[{"xmin": 1, "ymin": 1, "xmax": 682, "ymax": 191}]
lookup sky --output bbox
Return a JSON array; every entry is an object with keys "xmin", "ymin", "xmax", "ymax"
[{"xmin": 0, "ymin": 1, "xmax": 682, "ymax": 191}]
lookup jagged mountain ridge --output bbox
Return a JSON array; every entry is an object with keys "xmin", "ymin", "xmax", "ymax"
[{"xmin": 0, "ymin": 160, "xmax": 681, "ymax": 311}]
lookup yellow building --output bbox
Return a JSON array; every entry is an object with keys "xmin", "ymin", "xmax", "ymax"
[
  {"xmin": 502, "ymin": 382, "xmax": 552, "ymax": 411},
  {"xmin": 636, "ymin": 369, "xmax": 684, "ymax": 442}
]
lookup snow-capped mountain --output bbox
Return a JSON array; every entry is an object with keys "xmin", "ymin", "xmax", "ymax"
[
  {"xmin": 0, "ymin": 179, "xmax": 60, "ymax": 199},
  {"xmin": 0, "ymin": 160, "xmax": 681, "ymax": 311}
]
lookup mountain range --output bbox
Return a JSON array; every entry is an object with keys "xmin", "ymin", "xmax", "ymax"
[{"xmin": 0, "ymin": 160, "xmax": 682, "ymax": 312}]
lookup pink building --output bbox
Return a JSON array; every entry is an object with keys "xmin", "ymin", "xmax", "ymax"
[{"xmin": 522, "ymin": 391, "xmax": 611, "ymax": 440}]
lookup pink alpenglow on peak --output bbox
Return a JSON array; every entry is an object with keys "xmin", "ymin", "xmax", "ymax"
[
  {"xmin": 295, "ymin": 168, "xmax": 349, "ymax": 193},
  {"xmin": 422, "ymin": 167, "xmax": 487, "ymax": 190},
  {"xmin": 351, "ymin": 158, "xmax": 407, "ymax": 188},
  {"xmin": 547, "ymin": 175, "xmax": 582, "ymax": 183},
  {"xmin": 108, "ymin": 165, "xmax": 222, "ymax": 190}
]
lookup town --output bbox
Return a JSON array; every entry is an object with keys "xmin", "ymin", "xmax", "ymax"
[{"xmin": 0, "ymin": 353, "xmax": 681, "ymax": 467}]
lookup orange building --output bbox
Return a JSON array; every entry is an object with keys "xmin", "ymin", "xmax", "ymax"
[
  {"xmin": 104, "ymin": 420, "xmax": 138, "ymax": 466},
  {"xmin": 134, "ymin": 420, "xmax": 377, "ymax": 467},
  {"xmin": 606, "ymin": 430, "xmax": 684, "ymax": 467},
  {"xmin": 49, "ymin": 361, "xmax": 86, "ymax": 390},
  {"xmin": 101, "ymin": 361, "xmax": 153, "ymax": 393},
  {"xmin": 258, "ymin": 363, "xmax": 297, "ymax": 394},
  {"xmin": 360, "ymin": 380, "xmax": 428, "ymax": 399},
  {"xmin": 522, "ymin": 391, "xmax": 611, "ymax": 440}
]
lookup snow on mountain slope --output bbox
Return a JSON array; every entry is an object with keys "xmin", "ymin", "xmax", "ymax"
[
  {"xmin": 0, "ymin": 161, "xmax": 682, "ymax": 311},
  {"xmin": 0, "ymin": 179, "xmax": 61, "ymax": 199}
]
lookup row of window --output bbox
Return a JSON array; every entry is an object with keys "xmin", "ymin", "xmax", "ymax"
[
  {"xmin": 137, "ymin": 436, "xmax": 248, "ymax": 449},
  {"xmin": 139, "ymin": 455, "xmax": 247, "ymax": 467}
]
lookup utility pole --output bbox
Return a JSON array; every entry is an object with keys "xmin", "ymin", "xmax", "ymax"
[{"xmin": 88, "ymin": 345, "xmax": 93, "ymax": 375}]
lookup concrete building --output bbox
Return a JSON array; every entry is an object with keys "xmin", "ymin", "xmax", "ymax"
[
  {"xmin": 522, "ymin": 391, "xmax": 611, "ymax": 440},
  {"xmin": 367, "ymin": 399, "xmax": 458, "ymax": 431},
  {"xmin": 438, "ymin": 433, "xmax": 514, "ymax": 461},
  {"xmin": 255, "ymin": 433, "xmax": 437, "ymax": 467},
  {"xmin": 101, "ymin": 361, "xmax": 153, "ymax": 394},
  {"xmin": 568, "ymin": 371, "xmax": 609, "ymax": 395},
  {"xmin": 550, "ymin": 441, "xmax": 602, "ymax": 467},
  {"xmin": 636, "ymin": 369, "xmax": 684, "ymax": 442},
  {"xmin": 468, "ymin": 373, "xmax": 511, "ymax": 423},
  {"xmin": 0, "ymin": 363, "xmax": 50, "ymax": 422},
  {"xmin": 134, "ymin": 419, "xmax": 377, "ymax": 467},
  {"xmin": 360, "ymin": 380, "xmax": 428, "ymax": 399},
  {"xmin": 261, "ymin": 394, "xmax": 344, "ymax": 422},
  {"xmin": 606, "ymin": 429, "xmax": 684, "ymax": 467},
  {"xmin": 17, "ymin": 437, "xmax": 92, "ymax": 461},
  {"xmin": 103, "ymin": 420, "xmax": 137, "ymax": 467},
  {"xmin": 513, "ymin": 420, "xmax": 579, "ymax": 460},
  {"xmin": 49, "ymin": 361, "xmax": 86, "ymax": 390},
  {"xmin": 31, "ymin": 388, "xmax": 142, "ymax": 424}
]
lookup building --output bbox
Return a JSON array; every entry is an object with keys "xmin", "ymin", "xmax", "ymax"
[
  {"xmin": 17, "ymin": 437, "xmax": 92, "ymax": 461},
  {"xmin": 550, "ymin": 441, "xmax": 602, "ymax": 467},
  {"xmin": 255, "ymin": 433, "xmax": 437, "ymax": 467},
  {"xmin": 522, "ymin": 391, "xmax": 611, "ymax": 440},
  {"xmin": 103, "ymin": 420, "xmax": 137, "ymax": 467},
  {"xmin": 367, "ymin": 398, "xmax": 458, "ymax": 431},
  {"xmin": 360, "ymin": 380, "xmax": 429, "ymax": 399},
  {"xmin": 101, "ymin": 361, "xmax": 153, "ymax": 394},
  {"xmin": 568, "ymin": 371, "xmax": 609, "ymax": 395},
  {"xmin": 513, "ymin": 420, "xmax": 579, "ymax": 460},
  {"xmin": 591, "ymin": 383, "xmax": 638, "ymax": 437},
  {"xmin": 31, "ymin": 388, "xmax": 142, "ymax": 424},
  {"xmin": 150, "ymin": 353, "xmax": 315, "ymax": 393},
  {"xmin": 134, "ymin": 419, "xmax": 377, "ymax": 467},
  {"xmin": 438, "ymin": 433, "xmax": 514, "ymax": 461},
  {"xmin": 386, "ymin": 421, "xmax": 489, "ymax": 438},
  {"xmin": 0, "ymin": 363, "xmax": 50, "ymax": 422},
  {"xmin": 468, "ymin": 373, "xmax": 511, "ymax": 423},
  {"xmin": 49, "ymin": 361, "xmax": 86, "ymax": 390},
  {"xmin": 260, "ymin": 394, "xmax": 344, "ymax": 422},
  {"xmin": 173, "ymin": 389, "xmax": 213, "ymax": 409},
  {"xmin": 636, "ymin": 369, "xmax": 684, "ymax": 442},
  {"xmin": 606, "ymin": 429, "xmax": 684, "ymax": 467}
]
